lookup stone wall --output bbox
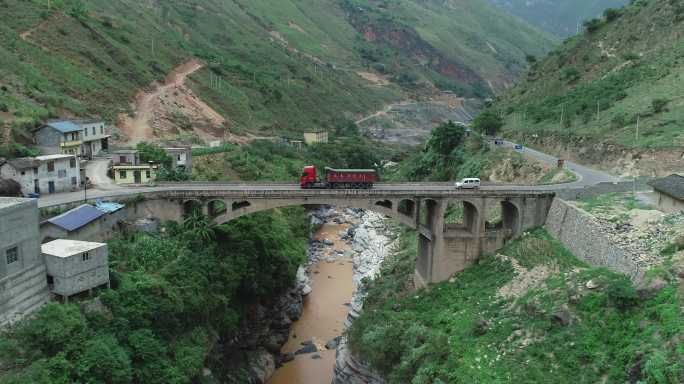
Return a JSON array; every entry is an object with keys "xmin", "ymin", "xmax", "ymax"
[{"xmin": 544, "ymin": 198, "xmax": 645, "ymax": 281}]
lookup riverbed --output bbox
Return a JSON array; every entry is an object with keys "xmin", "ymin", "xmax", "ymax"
[{"xmin": 268, "ymin": 221, "xmax": 355, "ymax": 384}]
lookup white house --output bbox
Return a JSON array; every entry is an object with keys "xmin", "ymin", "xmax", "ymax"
[
  {"xmin": 41, "ymin": 239, "xmax": 110, "ymax": 301},
  {"xmin": 0, "ymin": 154, "xmax": 81, "ymax": 195},
  {"xmin": 75, "ymin": 119, "xmax": 110, "ymax": 159}
]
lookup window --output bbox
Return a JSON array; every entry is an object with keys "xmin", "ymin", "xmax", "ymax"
[
  {"xmin": 58, "ymin": 170, "xmax": 67, "ymax": 178},
  {"xmin": 119, "ymin": 156, "xmax": 127, "ymax": 164},
  {"xmin": 82, "ymin": 252, "xmax": 90, "ymax": 262},
  {"xmin": 100, "ymin": 125, "xmax": 104, "ymax": 134},
  {"xmin": 70, "ymin": 158, "xmax": 76, "ymax": 168},
  {"xmin": 20, "ymin": 171, "xmax": 25, "ymax": 176},
  {"xmin": 146, "ymin": 171, "xmax": 151, "ymax": 179},
  {"xmin": 92, "ymin": 127, "xmax": 96, "ymax": 135},
  {"xmin": 84, "ymin": 128, "xmax": 88, "ymax": 137},
  {"xmin": 71, "ymin": 177, "xmax": 78, "ymax": 185},
  {"xmin": 47, "ymin": 161, "xmax": 55, "ymax": 172},
  {"xmin": 33, "ymin": 167, "xmax": 38, "ymax": 175},
  {"xmin": 6, "ymin": 247, "xmax": 18, "ymax": 265},
  {"xmin": 119, "ymin": 170, "xmax": 127, "ymax": 179}
]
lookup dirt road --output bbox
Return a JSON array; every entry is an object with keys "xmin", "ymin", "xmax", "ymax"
[{"xmin": 116, "ymin": 60, "xmax": 249, "ymax": 145}]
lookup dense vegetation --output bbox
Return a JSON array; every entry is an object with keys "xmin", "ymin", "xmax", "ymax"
[
  {"xmin": 487, "ymin": 0, "xmax": 628, "ymax": 37},
  {"xmin": 348, "ymin": 228, "xmax": 684, "ymax": 383},
  {"xmin": 493, "ymin": 0, "xmax": 684, "ymax": 150},
  {"xmin": 0, "ymin": 0, "xmax": 555, "ymax": 154},
  {"xmin": 0, "ymin": 208, "xmax": 308, "ymax": 383}
]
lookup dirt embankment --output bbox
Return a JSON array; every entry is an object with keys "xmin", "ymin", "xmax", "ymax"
[{"xmin": 117, "ymin": 60, "xmax": 249, "ymax": 145}]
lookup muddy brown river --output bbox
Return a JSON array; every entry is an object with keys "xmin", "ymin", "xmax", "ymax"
[{"xmin": 268, "ymin": 223, "xmax": 354, "ymax": 384}]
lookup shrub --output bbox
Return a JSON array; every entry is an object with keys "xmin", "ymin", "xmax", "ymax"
[
  {"xmin": 652, "ymin": 98, "xmax": 669, "ymax": 113},
  {"xmin": 603, "ymin": 8, "xmax": 622, "ymax": 22},
  {"xmin": 562, "ymin": 67, "xmax": 580, "ymax": 82},
  {"xmin": 583, "ymin": 18, "xmax": 603, "ymax": 33}
]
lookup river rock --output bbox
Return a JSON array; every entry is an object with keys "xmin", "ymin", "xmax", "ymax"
[
  {"xmin": 295, "ymin": 341, "xmax": 317, "ymax": 355},
  {"xmin": 323, "ymin": 239, "xmax": 334, "ymax": 246},
  {"xmin": 247, "ymin": 349, "xmax": 276, "ymax": 384},
  {"xmin": 326, "ymin": 336, "xmax": 342, "ymax": 350},
  {"xmin": 302, "ymin": 284, "xmax": 312, "ymax": 296}
]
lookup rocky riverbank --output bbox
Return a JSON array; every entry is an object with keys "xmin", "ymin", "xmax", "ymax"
[{"xmin": 332, "ymin": 209, "xmax": 398, "ymax": 384}]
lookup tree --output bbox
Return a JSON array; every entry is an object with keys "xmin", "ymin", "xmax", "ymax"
[
  {"xmin": 136, "ymin": 142, "xmax": 172, "ymax": 167},
  {"xmin": 77, "ymin": 334, "xmax": 132, "ymax": 384},
  {"xmin": 471, "ymin": 109, "xmax": 503, "ymax": 136},
  {"xmin": 426, "ymin": 121, "xmax": 465, "ymax": 156}
]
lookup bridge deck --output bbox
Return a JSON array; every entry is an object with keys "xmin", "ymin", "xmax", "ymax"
[{"xmin": 38, "ymin": 183, "xmax": 555, "ymax": 208}]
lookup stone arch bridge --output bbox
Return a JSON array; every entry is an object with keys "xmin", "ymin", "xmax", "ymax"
[{"xmin": 108, "ymin": 184, "xmax": 554, "ymax": 287}]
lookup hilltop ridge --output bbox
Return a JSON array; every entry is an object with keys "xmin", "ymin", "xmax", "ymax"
[{"xmin": 0, "ymin": 0, "xmax": 554, "ymax": 151}]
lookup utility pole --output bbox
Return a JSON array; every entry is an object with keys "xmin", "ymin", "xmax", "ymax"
[
  {"xmin": 633, "ymin": 114, "xmax": 639, "ymax": 197},
  {"xmin": 596, "ymin": 100, "xmax": 600, "ymax": 121}
]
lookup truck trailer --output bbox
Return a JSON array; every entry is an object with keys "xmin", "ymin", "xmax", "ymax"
[{"xmin": 300, "ymin": 166, "xmax": 377, "ymax": 189}]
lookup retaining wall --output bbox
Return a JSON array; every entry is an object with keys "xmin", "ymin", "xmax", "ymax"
[
  {"xmin": 544, "ymin": 198, "xmax": 645, "ymax": 281},
  {"xmin": 556, "ymin": 180, "xmax": 651, "ymax": 201}
]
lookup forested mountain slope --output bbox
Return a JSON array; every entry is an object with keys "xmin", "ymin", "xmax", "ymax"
[
  {"xmin": 0, "ymin": 0, "xmax": 555, "ymax": 149},
  {"xmin": 487, "ymin": 0, "xmax": 628, "ymax": 37},
  {"xmin": 491, "ymin": 0, "xmax": 684, "ymax": 176}
]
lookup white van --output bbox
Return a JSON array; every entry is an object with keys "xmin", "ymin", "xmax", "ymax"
[{"xmin": 454, "ymin": 178, "xmax": 481, "ymax": 189}]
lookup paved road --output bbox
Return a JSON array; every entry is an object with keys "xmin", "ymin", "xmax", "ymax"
[{"xmin": 499, "ymin": 140, "xmax": 620, "ymax": 188}]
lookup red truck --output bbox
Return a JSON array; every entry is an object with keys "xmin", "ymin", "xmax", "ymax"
[{"xmin": 300, "ymin": 166, "xmax": 378, "ymax": 189}]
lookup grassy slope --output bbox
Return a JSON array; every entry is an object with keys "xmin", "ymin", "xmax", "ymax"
[
  {"xmin": 349, "ymin": 228, "xmax": 684, "ymax": 383},
  {"xmin": 495, "ymin": 0, "xmax": 684, "ymax": 150},
  {"xmin": 487, "ymin": 0, "xmax": 629, "ymax": 37},
  {"xmin": 0, "ymin": 0, "xmax": 555, "ymax": 147},
  {"xmin": 342, "ymin": 0, "xmax": 557, "ymax": 91}
]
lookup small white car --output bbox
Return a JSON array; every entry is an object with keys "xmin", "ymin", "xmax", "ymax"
[{"xmin": 455, "ymin": 178, "xmax": 481, "ymax": 189}]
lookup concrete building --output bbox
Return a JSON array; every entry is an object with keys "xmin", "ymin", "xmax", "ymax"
[
  {"xmin": 649, "ymin": 174, "xmax": 684, "ymax": 213},
  {"xmin": 164, "ymin": 147, "xmax": 193, "ymax": 172},
  {"xmin": 42, "ymin": 239, "xmax": 109, "ymax": 301},
  {"xmin": 111, "ymin": 150, "xmax": 157, "ymax": 184},
  {"xmin": 40, "ymin": 203, "xmax": 125, "ymax": 243},
  {"xmin": 76, "ymin": 120, "xmax": 110, "ymax": 159},
  {"xmin": 304, "ymin": 131, "xmax": 329, "ymax": 145},
  {"xmin": 35, "ymin": 120, "xmax": 110, "ymax": 158},
  {"xmin": 0, "ymin": 198, "xmax": 49, "ymax": 326},
  {"xmin": 0, "ymin": 154, "xmax": 81, "ymax": 195},
  {"xmin": 34, "ymin": 121, "xmax": 83, "ymax": 156}
]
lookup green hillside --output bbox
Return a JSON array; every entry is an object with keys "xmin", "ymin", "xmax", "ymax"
[
  {"xmin": 489, "ymin": 0, "xmax": 684, "ymax": 172},
  {"xmin": 487, "ymin": 0, "xmax": 628, "ymax": 37},
  {"xmin": 0, "ymin": 0, "xmax": 555, "ymax": 152}
]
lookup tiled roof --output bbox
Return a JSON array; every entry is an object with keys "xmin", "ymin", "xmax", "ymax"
[
  {"xmin": 47, "ymin": 204, "xmax": 105, "ymax": 232},
  {"xmin": 649, "ymin": 174, "xmax": 684, "ymax": 200},
  {"xmin": 46, "ymin": 121, "xmax": 81, "ymax": 133}
]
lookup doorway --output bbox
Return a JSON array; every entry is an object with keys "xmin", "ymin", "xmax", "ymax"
[
  {"xmin": 48, "ymin": 181, "xmax": 55, "ymax": 194},
  {"xmin": 34, "ymin": 179, "xmax": 40, "ymax": 194},
  {"xmin": 134, "ymin": 171, "xmax": 142, "ymax": 184}
]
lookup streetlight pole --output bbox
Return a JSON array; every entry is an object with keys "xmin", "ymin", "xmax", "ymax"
[{"xmin": 83, "ymin": 165, "xmax": 87, "ymax": 203}]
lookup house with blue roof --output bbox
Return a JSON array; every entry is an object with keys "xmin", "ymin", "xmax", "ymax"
[
  {"xmin": 35, "ymin": 121, "xmax": 83, "ymax": 156},
  {"xmin": 40, "ymin": 202, "xmax": 125, "ymax": 243},
  {"xmin": 34, "ymin": 120, "xmax": 109, "ymax": 158}
]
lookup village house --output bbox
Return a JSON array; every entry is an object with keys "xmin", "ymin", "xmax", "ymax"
[
  {"xmin": 75, "ymin": 119, "xmax": 110, "ymax": 159},
  {"xmin": 34, "ymin": 121, "xmax": 83, "ymax": 156},
  {"xmin": 649, "ymin": 174, "xmax": 684, "ymax": 213},
  {"xmin": 34, "ymin": 120, "xmax": 110, "ymax": 158},
  {"xmin": 41, "ymin": 239, "xmax": 110, "ymax": 302},
  {"xmin": 164, "ymin": 147, "xmax": 193, "ymax": 172},
  {"xmin": 40, "ymin": 202, "xmax": 125, "ymax": 243},
  {"xmin": 0, "ymin": 198, "xmax": 49, "ymax": 326},
  {"xmin": 303, "ymin": 131, "xmax": 329, "ymax": 145},
  {"xmin": 111, "ymin": 149, "xmax": 157, "ymax": 184},
  {"xmin": 0, "ymin": 154, "xmax": 80, "ymax": 195}
]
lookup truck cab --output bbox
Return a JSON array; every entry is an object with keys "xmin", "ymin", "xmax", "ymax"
[{"xmin": 300, "ymin": 166, "xmax": 319, "ymax": 188}]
